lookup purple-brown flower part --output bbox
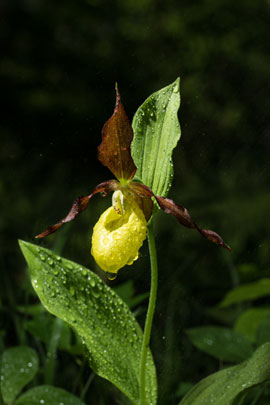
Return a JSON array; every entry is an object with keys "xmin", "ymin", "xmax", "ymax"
[
  {"xmin": 130, "ymin": 182, "xmax": 231, "ymax": 251},
  {"xmin": 98, "ymin": 85, "xmax": 137, "ymax": 181},
  {"xmin": 36, "ymin": 86, "xmax": 230, "ymax": 254},
  {"xmin": 35, "ymin": 180, "xmax": 118, "ymax": 239}
]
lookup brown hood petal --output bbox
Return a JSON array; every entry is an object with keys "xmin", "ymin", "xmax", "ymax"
[
  {"xmin": 98, "ymin": 85, "xmax": 137, "ymax": 181},
  {"xmin": 35, "ymin": 180, "xmax": 118, "ymax": 238}
]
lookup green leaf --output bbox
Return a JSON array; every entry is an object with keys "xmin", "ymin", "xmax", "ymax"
[
  {"xmin": 15, "ymin": 385, "xmax": 85, "ymax": 405},
  {"xmin": 179, "ymin": 343, "xmax": 270, "ymax": 405},
  {"xmin": 186, "ymin": 326, "xmax": 253, "ymax": 363},
  {"xmin": 19, "ymin": 240, "xmax": 157, "ymax": 405},
  {"xmin": 256, "ymin": 317, "xmax": 270, "ymax": 346},
  {"xmin": 0, "ymin": 346, "xmax": 39, "ymax": 403},
  {"xmin": 131, "ymin": 78, "xmax": 181, "ymax": 197},
  {"xmin": 219, "ymin": 278, "xmax": 270, "ymax": 307},
  {"xmin": 234, "ymin": 307, "xmax": 270, "ymax": 343}
]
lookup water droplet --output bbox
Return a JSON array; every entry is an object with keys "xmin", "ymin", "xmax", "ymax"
[
  {"xmin": 55, "ymin": 256, "xmax": 61, "ymax": 261},
  {"xmin": 89, "ymin": 278, "xmax": 96, "ymax": 287},
  {"xmin": 66, "ymin": 263, "xmax": 73, "ymax": 270},
  {"xmin": 82, "ymin": 268, "xmax": 87, "ymax": 276},
  {"xmin": 106, "ymin": 272, "xmax": 117, "ymax": 280},
  {"xmin": 40, "ymin": 254, "xmax": 46, "ymax": 261}
]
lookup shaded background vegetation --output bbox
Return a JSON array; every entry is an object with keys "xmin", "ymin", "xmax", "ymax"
[{"xmin": 1, "ymin": 0, "xmax": 269, "ymax": 403}]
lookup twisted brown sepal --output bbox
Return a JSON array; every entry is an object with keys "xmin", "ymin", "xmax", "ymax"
[
  {"xmin": 130, "ymin": 182, "xmax": 231, "ymax": 251},
  {"xmin": 35, "ymin": 180, "xmax": 118, "ymax": 239},
  {"xmin": 98, "ymin": 84, "xmax": 137, "ymax": 181},
  {"xmin": 156, "ymin": 196, "xmax": 231, "ymax": 251}
]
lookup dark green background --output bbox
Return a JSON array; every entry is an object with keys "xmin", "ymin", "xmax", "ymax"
[{"xmin": 1, "ymin": 0, "xmax": 269, "ymax": 403}]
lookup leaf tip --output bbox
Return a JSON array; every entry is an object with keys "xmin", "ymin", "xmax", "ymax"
[
  {"xmin": 18, "ymin": 239, "xmax": 32, "ymax": 261},
  {"xmin": 174, "ymin": 77, "xmax": 180, "ymax": 91},
  {"xmin": 18, "ymin": 239, "xmax": 27, "ymax": 250}
]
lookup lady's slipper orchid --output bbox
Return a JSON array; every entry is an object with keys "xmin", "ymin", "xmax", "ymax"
[
  {"xmin": 91, "ymin": 191, "xmax": 147, "ymax": 278},
  {"xmin": 36, "ymin": 86, "xmax": 230, "ymax": 278}
]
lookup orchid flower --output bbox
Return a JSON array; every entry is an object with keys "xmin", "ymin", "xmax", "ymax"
[{"xmin": 36, "ymin": 85, "xmax": 230, "ymax": 279}]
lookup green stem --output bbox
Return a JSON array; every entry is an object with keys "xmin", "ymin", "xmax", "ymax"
[{"xmin": 139, "ymin": 220, "xmax": 158, "ymax": 405}]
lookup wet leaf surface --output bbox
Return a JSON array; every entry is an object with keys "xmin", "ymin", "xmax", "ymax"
[{"xmin": 19, "ymin": 240, "xmax": 157, "ymax": 404}]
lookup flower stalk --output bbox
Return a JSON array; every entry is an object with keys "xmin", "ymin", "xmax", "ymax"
[{"xmin": 140, "ymin": 219, "xmax": 158, "ymax": 405}]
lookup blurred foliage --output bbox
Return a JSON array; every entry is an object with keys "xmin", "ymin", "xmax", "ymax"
[{"xmin": 1, "ymin": 0, "xmax": 269, "ymax": 403}]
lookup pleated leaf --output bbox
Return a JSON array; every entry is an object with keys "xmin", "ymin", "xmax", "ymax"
[
  {"xmin": 179, "ymin": 343, "xmax": 270, "ymax": 405},
  {"xmin": 131, "ymin": 78, "xmax": 181, "ymax": 197},
  {"xmin": 19, "ymin": 240, "xmax": 157, "ymax": 405}
]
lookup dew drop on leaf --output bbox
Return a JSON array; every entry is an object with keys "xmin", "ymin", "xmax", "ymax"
[{"xmin": 89, "ymin": 278, "xmax": 96, "ymax": 287}]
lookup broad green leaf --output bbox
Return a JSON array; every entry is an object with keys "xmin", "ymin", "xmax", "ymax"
[
  {"xmin": 15, "ymin": 385, "xmax": 85, "ymax": 405},
  {"xmin": 186, "ymin": 326, "xmax": 253, "ymax": 363},
  {"xmin": 131, "ymin": 78, "xmax": 181, "ymax": 197},
  {"xmin": 19, "ymin": 240, "xmax": 157, "ymax": 405},
  {"xmin": 179, "ymin": 343, "xmax": 270, "ymax": 405},
  {"xmin": 219, "ymin": 278, "xmax": 270, "ymax": 307},
  {"xmin": 0, "ymin": 346, "xmax": 39, "ymax": 403},
  {"xmin": 234, "ymin": 307, "xmax": 270, "ymax": 343}
]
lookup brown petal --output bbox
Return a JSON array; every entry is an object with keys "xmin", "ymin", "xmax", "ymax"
[
  {"xmin": 155, "ymin": 196, "xmax": 195, "ymax": 229},
  {"xmin": 35, "ymin": 180, "xmax": 118, "ymax": 238},
  {"xmin": 138, "ymin": 195, "xmax": 154, "ymax": 222},
  {"xmin": 130, "ymin": 182, "xmax": 154, "ymax": 198},
  {"xmin": 129, "ymin": 182, "xmax": 154, "ymax": 221},
  {"xmin": 196, "ymin": 228, "xmax": 232, "ymax": 251},
  {"xmin": 98, "ymin": 85, "xmax": 137, "ymax": 181},
  {"xmin": 155, "ymin": 196, "xmax": 231, "ymax": 251},
  {"xmin": 130, "ymin": 182, "xmax": 231, "ymax": 251}
]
